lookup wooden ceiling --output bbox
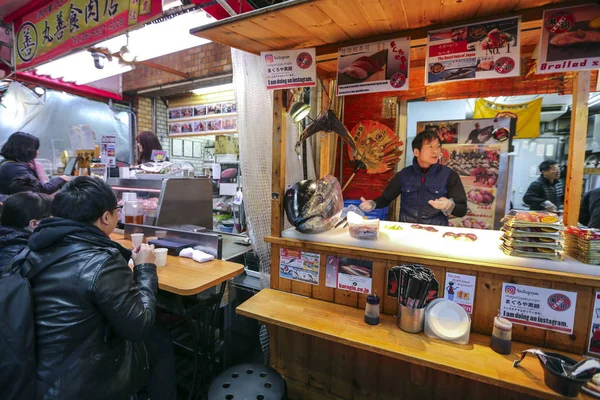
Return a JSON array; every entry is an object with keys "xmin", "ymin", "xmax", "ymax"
[{"xmin": 191, "ymin": 0, "xmax": 588, "ymax": 64}]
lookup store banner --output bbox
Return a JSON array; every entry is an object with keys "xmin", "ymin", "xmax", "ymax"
[
  {"xmin": 14, "ymin": 0, "xmax": 162, "ymax": 70},
  {"xmin": 473, "ymin": 98, "xmax": 542, "ymax": 139},
  {"xmin": 500, "ymin": 283, "xmax": 577, "ymax": 334},
  {"xmin": 588, "ymin": 291, "xmax": 600, "ymax": 354},
  {"xmin": 425, "ymin": 16, "xmax": 521, "ymax": 85},
  {"xmin": 262, "ymin": 48, "xmax": 316, "ymax": 90},
  {"xmin": 537, "ymin": 4, "xmax": 600, "ymax": 74},
  {"xmin": 336, "ymin": 37, "xmax": 410, "ymax": 96}
]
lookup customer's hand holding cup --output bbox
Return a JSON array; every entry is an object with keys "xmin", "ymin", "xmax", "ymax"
[{"xmin": 132, "ymin": 243, "xmax": 156, "ymax": 266}]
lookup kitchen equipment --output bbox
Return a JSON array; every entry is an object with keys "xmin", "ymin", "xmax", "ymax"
[{"xmin": 424, "ymin": 299, "xmax": 471, "ymax": 344}]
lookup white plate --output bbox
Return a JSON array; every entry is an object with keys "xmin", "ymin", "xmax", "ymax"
[{"xmin": 427, "ymin": 300, "xmax": 470, "ymax": 340}]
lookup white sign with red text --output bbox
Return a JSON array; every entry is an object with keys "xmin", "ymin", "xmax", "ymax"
[{"xmin": 262, "ymin": 48, "xmax": 316, "ymax": 90}]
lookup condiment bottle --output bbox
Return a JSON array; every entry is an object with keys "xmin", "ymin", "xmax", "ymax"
[
  {"xmin": 490, "ymin": 315, "xmax": 512, "ymax": 355},
  {"xmin": 364, "ymin": 292, "xmax": 380, "ymax": 326}
]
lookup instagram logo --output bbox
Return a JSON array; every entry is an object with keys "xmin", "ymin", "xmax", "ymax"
[
  {"xmin": 265, "ymin": 54, "xmax": 274, "ymax": 64},
  {"xmin": 505, "ymin": 286, "xmax": 516, "ymax": 295}
]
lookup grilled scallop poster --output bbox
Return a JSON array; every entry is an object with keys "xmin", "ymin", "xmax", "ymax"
[
  {"xmin": 336, "ymin": 37, "xmax": 410, "ymax": 96},
  {"xmin": 425, "ymin": 16, "xmax": 521, "ymax": 84},
  {"xmin": 537, "ymin": 4, "xmax": 600, "ymax": 73}
]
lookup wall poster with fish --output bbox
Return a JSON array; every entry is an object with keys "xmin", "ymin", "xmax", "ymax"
[
  {"xmin": 325, "ymin": 256, "xmax": 373, "ymax": 294},
  {"xmin": 537, "ymin": 4, "xmax": 600, "ymax": 74},
  {"xmin": 336, "ymin": 37, "xmax": 410, "ymax": 96},
  {"xmin": 279, "ymin": 248, "xmax": 320, "ymax": 285},
  {"xmin": 417, "ymin": 117, "xmax": 514, "ymax": 230},
  {"xmin": 425, "ymin": 16, "xmax": 521, "ymax": 85}
]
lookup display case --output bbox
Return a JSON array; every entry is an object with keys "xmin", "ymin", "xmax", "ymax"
[{"xmin": 108, "ymin": 177, "xmax": 213, "ymax": 229}]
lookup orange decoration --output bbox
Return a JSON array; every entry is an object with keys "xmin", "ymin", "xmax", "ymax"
[{"xmin": 347, "ymin": 120, "xmax": 404, "ymax": 174}]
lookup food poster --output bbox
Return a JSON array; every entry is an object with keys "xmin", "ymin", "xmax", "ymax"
[
  {"xmin": 326, "ymin": 256, "xmax": 373, "ymax": 294},
  {"xmin": 588, "ymin": 291, "xmax": 600, "ymax": 354},
  {"xmin": 337, "ymin": 37, "xmax": 410, "ymax": 96},
  {"xmin": 101, "ymin": 135, "xmax": 116, "ymax": 167},
  {"xmin": 279, "ymin": 248, "xmax": 320, "ymax": 285},
  {"xmin": 500, "ymin": 283, "xmax": 577, "ymax": 334},
  {"xmin": 426, "ymin": 16, "xmax": 521, "ymax": 84},
  {"xmin": 537, "ymin": 4, "xmax": 600, "ymax": 74},
  {"xmin": 262, "ymin": 48, "xmax": 317, "ymax": 90},
  {"xmin": 444, "ymin": 272, "xmax": 476, "ymax": 314}
]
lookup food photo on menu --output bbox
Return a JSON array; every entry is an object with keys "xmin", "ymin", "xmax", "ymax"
[
  {"xmin": 180, "ymin": 107, "xmax": 194, "ymax": 118},
  {"xmin": 223, "ymin": 118, "xmax": 237, "ymax": 130},
  {"xmin": 169, "ymin": 123, "xmax": 181, "ymax": 134},
  {"xmin": 443, "ymin": 145, "xmax": 500, "ymax": 187},
  {"xmin": 221, "ymin": 102, "xmax": 236, "ymax": 113},
  {"xmin": 207, "ymin": 104, "xmax": 222, "ymax": 115},
  {"xmin": 421, "ymin": 122, "xmax": 459, "ymax": 144},
  {"xmin": 193, "ymin": 121, "xmax": 206, "ymax": 132},
  {"xmin": 207, "ymin": 120, "xmax": 222, "ymax": 131},
  {"xmin": 181, "ymin": 123, "xmax": 193, "ymax": 133},
  {"xmin": 337, "ymin": 49, "xmax": 388, "ymax": 85},
  {"xmin": 169, "ymin": 109, "xmax": 181, "ymax": 119},
  {"xmin": 194, "ymin": 105, "xmax": 207, "ymax": 116}
]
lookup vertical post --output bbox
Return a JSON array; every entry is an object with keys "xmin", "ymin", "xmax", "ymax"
[
  {"xmin": 319, "ymin": 79, "xmax": 331, "ymax": 177},
  {"xmin": 389, "ymin": 100, "xmax": 408, "ymax": 221},
  {"xmin": 271, "ymin": 90, "xmax": 287, "ymax": 237},
  {"xmin": 564, "ymin": 71, "xmax": 590, "ymax": 226}
]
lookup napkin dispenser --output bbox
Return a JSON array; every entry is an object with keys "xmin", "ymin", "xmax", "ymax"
[{"xmin": 424, "ymin": 299, "xmax": 471, "ymax": 345}]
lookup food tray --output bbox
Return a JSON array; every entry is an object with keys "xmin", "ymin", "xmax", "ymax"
[
  {"xmin": 501, "ymin": 210, "xmax": 563, "ymax": 229},
  {"xmin": 347, "ymin": 211, "xmax": 380, "ymax": 240},
  {"xmin": 502, "ymin": 238, "xmax": 563, "ymax": 251},
  {"xmin": 502, "ymin": 228, "xmax": 562, "ymax": 240},
  {"xmin": 500, "ymin": 244, "xmax": 563, "ymax": 261}
]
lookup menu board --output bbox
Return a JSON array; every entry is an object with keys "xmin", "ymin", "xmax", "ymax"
[
  {"xmin": 537, "ymin": 4, "xmax": 600, "ymax": 74},
  {"xmin": 426, "ymin": 16, "xmax": 521, "ymax": 85},
  {"xmin": 337, "ymin": 37, "xmax": 410, "ymax": 96},
  {"xmin": 417, "ymin": 117, "xmax": 512, "ymax": 230},
  {"xmin": 168, "ymin": 102, "xmax": 237, "ymax": 136}
]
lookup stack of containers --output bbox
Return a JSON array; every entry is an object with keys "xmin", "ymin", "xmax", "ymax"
[
  {"xmin": 499, "ymin": 210, "xmax": 564, "ymax": 261},
  {"xmin": 564, "ymin": 226, "xmax": 600, "ymax": 264}
]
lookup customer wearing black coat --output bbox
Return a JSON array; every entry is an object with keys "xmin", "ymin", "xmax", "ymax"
[
  {"xmin": 0, "ymin": 192, "xmax": 52, "ymax": 270},
  {"xmin": 0, "ymin": 132, "xmax": 70, "ymax": 195},
  {"xmin": 580, "ymin": 188, "xmax": 600, "ymax": 229},
  {"xmin": 8, "ymin": 177, "xmax": 176, "ymax": 400}
]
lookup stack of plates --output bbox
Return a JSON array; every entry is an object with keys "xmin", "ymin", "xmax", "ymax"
[
  {"xmin": 424, "ymin": 299, "xmax": 471, "ymax": 344},
  {"xmin": 564, "ymin": 226, "xmax": 600, "ymax": 265},
  {"xmin": 499, "ymin": 211, "xmax": 564, "ymax": 261}
]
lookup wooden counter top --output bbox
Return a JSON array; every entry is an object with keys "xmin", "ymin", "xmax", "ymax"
[
  {"xmin": 238, "ymin": 289, "xmax": 594, "ymax": 400},
  {"xmin": 111, "ymin": 234, "xmax": 244, "ymax": 296}
]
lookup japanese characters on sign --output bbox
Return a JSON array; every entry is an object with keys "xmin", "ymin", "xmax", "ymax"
[
  {"xmin": 326, "ymin": 256, "xmax": 373, "ymax": 294},
  {"xmin": 336, "ymin": 37, "xmax": 410, "ymax": 96},
  {"xmin": 279, "ymin": 248, "xmax": 320, "ymax": 285},
  {"xmin": 15, "ymin": 0, "xmax": 161, "ymax": 69},
  {"xmin": 444, "ymin": 272, "xmax": 476, "ymax": 314},
  {"xmin": 262, "ymin": 48, "xmax": 316, "ymax": 90},
  {"xmin": 537, "ymin": 4, "xmax": 600, "ymax": 73},
  {"xmin": 588, "ymin": 291, "xmax": 600, "ymax": 354},
  {"xmin": 500, "ymin": 283, "xmax": 577, "ymax": 334},
  {"xmin": 425, "ymin": 17, "xmax": 521, "ymax": 85}
]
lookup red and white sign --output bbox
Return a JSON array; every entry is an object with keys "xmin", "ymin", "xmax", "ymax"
[{"xmin": 262, "ymin": 48, "xmax": 316, "ymax": 90}]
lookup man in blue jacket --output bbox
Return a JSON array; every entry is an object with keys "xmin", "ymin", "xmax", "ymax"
[{"xmin": 360, "ymin": 130, "xmax": 467, "ymax": 226}]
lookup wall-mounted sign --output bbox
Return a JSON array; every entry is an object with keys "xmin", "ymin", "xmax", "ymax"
[
  {"xmin": 262, "ymin": 48, "xmax": 316, "ymax": 90},
  {"xmin": 336, "ymin": 37, "xmax": 410, "ymax": 96},
  {"xmin": 168, "ymin": 101, "xmax": 237, "ymax": 136},
  {"xmin": 500, "ymin": 283, "xmax": 577, "ymax": 334},
  {"xmin": 14, "ymin": 0, "xmax": 162, "ymax": 70},
  {"xmin": 588, "ymin": 291, "xmax": 600, "ymax": 354},
  {"xmin": 426, "ymin": 16, "xmax": 521, "ymax": 85},
  {"xmin": 279, "ymin": 248, "xmax": 320, "ymax": 285},
  {"xmin": 444, "ymin": 272, "xmax": 476, "ymax": 314},
  {"xmin": 325, "ymin": 256, "xmax": 373, "ymax": 294},
  {"xmin": 537, "ymin": 4, "xmax": 600, "ymax": 74},
  {"xmin": 101, "ymin": 134, "xmax": 116, "ymax": 167}
]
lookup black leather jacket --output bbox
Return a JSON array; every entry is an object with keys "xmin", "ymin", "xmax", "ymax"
[
  {"xmin": 0, "ymin": 225, "xmax": 29, "ymax": 271},
  {"xmin": 12, "ymin": 218, "xmax": 158, "ymax": 400}
]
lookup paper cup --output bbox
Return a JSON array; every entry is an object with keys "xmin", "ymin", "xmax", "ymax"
[
  {"xmin": 154, "ymin": 248, "xmax": 168, "ymax": 267},
  {"xmin": 131, "ymin": 233, "xmax": 144, "ymax": 248},
  {"xmin": 155, "ymin": 230, "xmax": 167, "ymax": 239}
]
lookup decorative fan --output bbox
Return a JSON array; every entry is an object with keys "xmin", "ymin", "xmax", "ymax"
[{"xmin": 347, "ymin": 120, "xmax": 403, "ymax": 174}]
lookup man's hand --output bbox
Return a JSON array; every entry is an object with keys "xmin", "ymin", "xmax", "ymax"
[
  {"xmin": 429, "ymin": 197, "xmax": 454, "ymax": 213},
  {"xmin": 542, "ymin": 200, "xmax": 558, "ymax": 213},
  {"xmin": 132, "ymin": 243, "xmax": 156, "ymax": 266},
  {"xmin": 60, "ymin": 175, "xmax": 72, "ymax": 182},
  {"xmin": 359, "ymin": 197, "xmax": 376, "ymax": 212}
]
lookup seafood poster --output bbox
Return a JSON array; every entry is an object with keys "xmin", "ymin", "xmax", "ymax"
[
  {"xmin": 336, "ymin": 37, "xmax": 410, "ymax": 96},
  {"xmin": 444, "ymin": 272, "xmax": 476, "ymax": 314},
  {"xmin": 279, "ymin": 248, "xmax": 320, "ymax": 285},
  {"xmin": 587, "ymin": 291, "xmax": 600, "ymax": 355},
  {"xmin": 500, "ymin": 283, "xmax": 577, "ymax": 335},
  {"xmin": 537, "ymin": 4, "xmax": 600, "ymax": 74},
  {"xmin": 262, "ymin": 48, "xmax": 317, "ymax": 90},
  {"xmin": 326, "ymin": 256, "xmax": 373, "ymax": 294},
  {"xmin": 426, "ymin": 16, "xmax": 521, "ymax": 85}
]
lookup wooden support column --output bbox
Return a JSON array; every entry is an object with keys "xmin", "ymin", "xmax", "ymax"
[
  {"xmin": 564, "ymin": 71, "xmax": 590, "ymax": 226},
  {"xmin": 389, "ymin": 100, "xmax": 408, "ymax": 221},
  {"xmin": 319, "ymin": 79, "xmax": 332, "ymax": 178},
  {"xmin": 271, "ymin": 90, "xmax": 287, "ymax": 237}
]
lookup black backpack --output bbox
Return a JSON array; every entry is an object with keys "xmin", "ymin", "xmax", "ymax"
[{"xmin": 0, "ymin": 246, "xmax": 92, "ymax": 400}]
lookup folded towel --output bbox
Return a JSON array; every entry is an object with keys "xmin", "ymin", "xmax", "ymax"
[
  {"xmin": 192, "ymin": 250, "xmax": 215, "ymax": 263},
  {"xmin": 179, "ymin": 247, "xmax": 195, "ymax": 258}
]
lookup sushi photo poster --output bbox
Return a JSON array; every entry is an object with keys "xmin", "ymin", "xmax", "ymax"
[
  {"xmin": 325, "ymin": 256, "xmax": 373, "ymax": 294},
  {"xmin": 537, "ymin": 4, "xmax": 600, "ymax": 74},
  {"xmin": 426, "ymin": 16, "xmax": 521, "ymax": 84},
  {"xmin": 279, "ymin": 248, "xmax": 320, "ymax": 285},
  {"xmin": 336, "ymin": 37, "xmax": 410, "ymax": 96}
]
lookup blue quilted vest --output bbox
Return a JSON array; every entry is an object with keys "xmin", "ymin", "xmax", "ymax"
[{"xmin": 398, "ymin": 158, "xmax": 453, "ymax": 226}]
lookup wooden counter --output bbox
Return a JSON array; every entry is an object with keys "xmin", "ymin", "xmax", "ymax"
[{"xmin": 111, "ymin": 234, "xmax": 244, "ymax": 296}]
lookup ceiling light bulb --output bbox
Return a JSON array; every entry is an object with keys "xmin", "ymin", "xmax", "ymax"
[
  {"xmin": 34, "ymin": 86, "xmax": 45, "ymax": 95},
  {"xmin": 120, "ymin": 45, "xmax": 135, "ymax": 63}
]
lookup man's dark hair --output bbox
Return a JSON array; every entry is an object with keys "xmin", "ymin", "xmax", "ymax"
[
  {"xmin": 0, "ymin": 132, "xmax": 40, "ymax": 163},
  {"xmin": 7, "ymin": 175, "xmax": 42, "ymax": 194},
  {"xmin": 539, "ymin": 159, "xmax": 558, "ymax": 173},
  {"xmin": 412, "ymin": 130, "xmax": 441, "ymax": 151},
  {"xmin": 52, "ymin": 176, "xmax": 118, "ymax": 224},
  {"xmin": 1, "ymin": 192, "xmax": 52, "ymax": 229}
]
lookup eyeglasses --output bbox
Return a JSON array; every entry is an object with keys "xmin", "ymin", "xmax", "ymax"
[{"xmin": 114, "ymin": 205, "xmax": 123, "ymax": 210}]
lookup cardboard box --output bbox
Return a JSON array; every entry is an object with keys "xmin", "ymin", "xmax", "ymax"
[{"xmin": 215, "ymin": 135, "xmax": 239, "ymax": 154}]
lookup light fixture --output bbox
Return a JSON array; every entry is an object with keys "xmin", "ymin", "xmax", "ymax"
[
  {"xmin": 119, "ymin": 33, "xmax": 135, "ymax": 63},
  {"xmin": 191, "ymin": 83, "xmax": 234, "ymax": 95},
  {"xmin": 290, "ymin": 101, "xmax": 311, "ymax": 123},
  {"xmin": 33, "ymin": 86, "xmax": 45, "ymax": 95}
]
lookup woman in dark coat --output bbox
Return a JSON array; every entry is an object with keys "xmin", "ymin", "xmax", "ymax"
[
  {"xmin": 0, "ymin": 191, "xmax": 53, "ymax": 269},
  {"xmin": 0, "ymin": 132, "xmax": 70, "ymax": 195}
]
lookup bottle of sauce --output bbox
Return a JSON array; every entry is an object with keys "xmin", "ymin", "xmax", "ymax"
[
  {"xmin": 490, "ymin": 315, "xmax": 512, "ymax": 354},
  {"xmin": 364, "ymin": 292, "xmax": 380, "ymax": 326}
]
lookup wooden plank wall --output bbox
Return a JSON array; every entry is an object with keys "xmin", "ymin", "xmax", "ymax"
[{"xmin": 270, "ymin": 243, "xmax": 596, "ymax": 356}]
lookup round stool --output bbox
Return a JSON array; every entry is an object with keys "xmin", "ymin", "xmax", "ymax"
[{"xmin": 208, "ymin": 363, "xmax": 287, "ymax": 400}]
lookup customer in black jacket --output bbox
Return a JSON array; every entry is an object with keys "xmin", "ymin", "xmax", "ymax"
[
  {"xmin": 0, "ymin": 192, "xmax": 52, "ymax": 269},
  {"xmin": 0, "ymin": 132, "xmax": 70, "ymax": 195},
  {"xmin": 11, "ymin": 177, "xmax": 176, "ymax": 400},
  {"xmin": 523, "ymin": 160, "xmax": 564, "ymax": 212},
  {"xmin": 580, "ymin": 188, "xmax": 600, "ymax": 229}
]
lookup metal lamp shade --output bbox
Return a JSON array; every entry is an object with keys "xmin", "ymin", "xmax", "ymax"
[{"xmin": 290, "ymin": 101, "xmax": 311, "ymax": 123}]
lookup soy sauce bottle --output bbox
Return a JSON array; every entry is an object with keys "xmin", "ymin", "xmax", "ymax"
[{"xmin": 364, "ymin": 292, "xmax": 381, "ymax": 326}]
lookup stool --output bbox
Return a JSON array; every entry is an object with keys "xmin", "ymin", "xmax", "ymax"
[{"xmin": 208, "ymin": 363, "xmax": 288, "ymax": 400}]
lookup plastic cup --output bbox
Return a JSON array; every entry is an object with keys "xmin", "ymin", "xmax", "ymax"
[
  {"xmin": 131, "ymin": 233, "xmax": 144, "ymax": 248},
  {"xmin": 155, "ymin": 230, "xmax": 167, "ymax": 239},
  {"xmin": 154, "ymin": 248, "xmax": 168, "ymax": 267}
]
